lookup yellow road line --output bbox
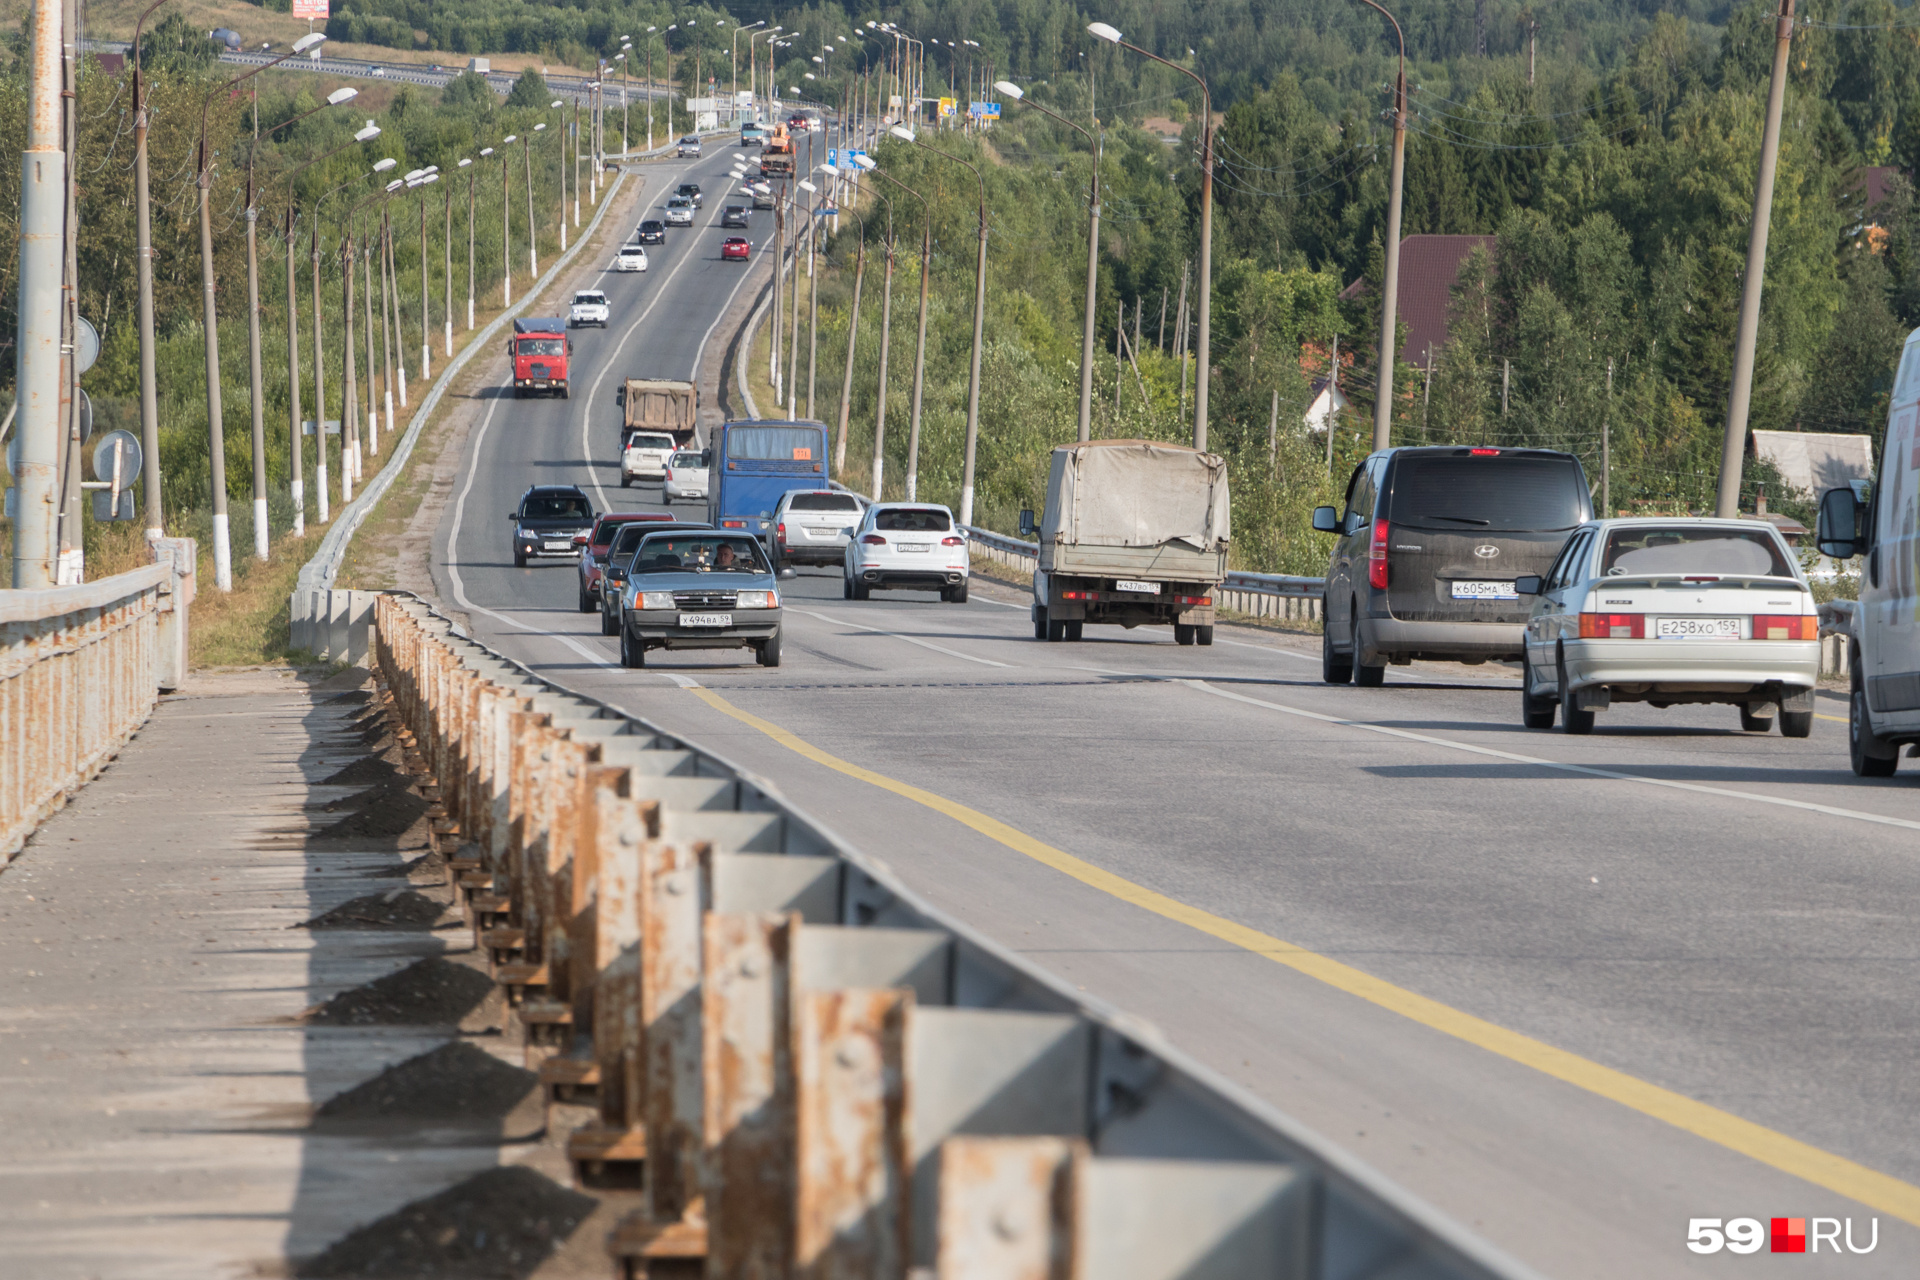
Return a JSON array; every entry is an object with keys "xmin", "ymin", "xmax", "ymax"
[
  {"xmin": 687, "ymin": 684, "xmax": 1920, "ymax": 1228},
  {"xmin": 1816, "ymin": 713, "xmax": 1847, "ymax": 723}
]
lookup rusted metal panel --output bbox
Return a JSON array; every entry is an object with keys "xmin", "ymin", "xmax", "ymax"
[
  {"xmin": 641, "ymin": 836, "xmax": 708, "ymax": 1224},
  {"xmin": 703, "ymin": 910, "xmax": 796, "ymax": 1280},
  {"xmin": 591, "ymin": 796, "xmax": 649, "ymax": 1133},
  {"xmin": 934, "ymin": 1136, "xmax": 1079, "ymax": 1280},
  {"xmin": 793, "ymin": 987, "xmax": 911, "ymax": 1280}
]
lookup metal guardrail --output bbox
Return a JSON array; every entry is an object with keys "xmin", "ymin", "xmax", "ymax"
[
  {"xmin": 372, "ymin": 589, "xmax": 1534, "ymax": 1280},
  {"xmin": 1, "ymin": 538, "xmax": 196, "ymax": 857}
]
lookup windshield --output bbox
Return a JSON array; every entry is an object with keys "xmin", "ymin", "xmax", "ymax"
[
  {"xmin": 789, "ymin": 493, "xmax": 858, "ymax": 512},
  {"xmin": 573, "ymin": 293, "xmax": 604, "ymax": 305},
  {"xmin": 1601, "ymin": 527, "xmax": 1795, "ymax": 578},
  {"xmin": 726, "ymin": 426, "xmax": 821, "ymax": 462},
  {"xmin": 668, "ymin": 198, "xmax": 690, "ymax": 208},
  {"xmin": 520, "ymin": 494, "xmax": 590, "ymax": 521},
  {"xmin": 631, "ymin": 535, "xmax": 766, "ymax": 574},
  {"xmin": 517, "ymin": 338, "xmax": 564, "ymax": 357},
  {"xmin": 620, "ymin": 246, "xmax": 644, "ymax": 255},
  {"xmin": 875, "ymin": 508, "xmax": 952, "ymax": 532},
  {"xmin": 1388, "ymin": 455, "xmax": 1586, "ymax": 532},
  {"xmin": 641, "ymin": 221, "xmax": 662, "ymax": 231}
]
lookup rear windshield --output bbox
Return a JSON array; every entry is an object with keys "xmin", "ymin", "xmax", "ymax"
[
  {"xmin": 789, "ymin": 493, "xmax": 859, "ymax": 512},
  {"xmin": 521, "ymin": 494, "xmax": 590, "ymax": 520},
  {"xmin": 727, "ymin": 426, "xmax": 820, "ymax": 462},
  {"xmin": 1601, "ymin": 527, "xmax": 1794, "ymax": 578},
  {"xmin": 671, "ymin": 452, "xmax": 705, "ymax": 467},
  {"xmin": 632, "ymin": 535, "xmax": 766, "ymax": 573},
  {"xmin": 627, "ymin": 434, "xmax": 674, "ymax": 450},
  {"xmin": 875, "ymin": 508, "xmax": 952, "ymax": 532},
  {"xmin": 1388, "ymin": 455, "xmax": 1586, "ymax": 532},
  {"xmin": 517, "ymin": 338, "xmax": 564, "ymax": 356}
]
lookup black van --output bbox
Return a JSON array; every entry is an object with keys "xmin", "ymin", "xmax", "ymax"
[{"xmin": 1312, "ymin": 446, "xmax": 1591, "ymax": 685}]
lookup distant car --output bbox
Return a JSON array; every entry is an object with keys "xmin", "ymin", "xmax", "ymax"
[
  {"xmin": 568, "ymin": 290, "xmax": 610, "ymax": 328},
  {"xmin": 663, "ymin": 449, "xmax": 710, "ymax": 502},
  {"xmin": 773, "ymin": 489, "xmax": 865, "ymax": 570},
  {"xmin": 621, "ymin": 430, "xmax": 678, "ymax": 486},
  {"xmin": 636, "ymin": 220, "xmax": 666, "ymax": 244},
  {"xmin": 613, "ymin": 244, "xmax": 649, "ymax": 273},
  {"xmin": 677, "ymin": 135, "xmax": 702, "ymax": 158},
  {"xmin": 751, "ymin": 186, "xmax": 774, "ymax": 211},
  {"xmin": 577, "ymin": 512, "xmax": 673, "ymax": 612},
  {"xmin": 1517, "ymin": 518, "xmax": 1819, "ymax": 736},
  {"xmin": 720, "ymin": 205, "xmax": 750, "ymax": 228},
  {"xmin": 677, "ymin": 182, "xmax": 703, "ymax": 207},
  {"xmin": 664, "ymin": 197, "xmax": 694, "ymax": 227},
  {"xmin": 510, "ymin": 485, "xmax": 594, "ymax": 569},
  {"xmin": 721, "ymin": 236, "xmax": 751, "ymax": 261},
  {"xmin": 597, "ymin": 516, "xmax": 686, "ymax": 631},
  {"xmin": 844, "ymin": 502, "xmax": 969, "ymax": 602},
  {"xmin": 787, "ymin": 114, "xmax": 809, "ymax": 131},
  {"xmin": 615, "ymin": 529, "xmax": 783, "ymax": 668},
  {"xmin": 372, "ymin": 66, "xmax": 386, "ymax": 77}
]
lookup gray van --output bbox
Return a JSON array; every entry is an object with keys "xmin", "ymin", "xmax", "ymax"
[{"xmin": 1312, "ymin": 446, "xmax": 1591, "ymax": 685}]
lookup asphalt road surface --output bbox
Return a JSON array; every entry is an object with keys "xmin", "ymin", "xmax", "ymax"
[{"xmin": 430, "ymin": 140, "xmax": 1920, "ymax": 1279}]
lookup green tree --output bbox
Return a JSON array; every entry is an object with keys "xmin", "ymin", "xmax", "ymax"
[{"xmin": 505, "ymin": 67, "xmax": 551, "ymax": 110}]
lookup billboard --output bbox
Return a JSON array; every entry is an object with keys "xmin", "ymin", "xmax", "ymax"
[
  {"xmin": 968, "ymin": 102, "xmax": 1000, "ymax": 119},
  {"xmin": 291, "ymin": 0, "xmax": 329, "ymax": 19},
  {"xmin": 938, "ymin": 97, "xmax": 956, "ymax": 117}
]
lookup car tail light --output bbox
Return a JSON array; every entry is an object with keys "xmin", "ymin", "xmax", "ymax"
[
  {"xmin": 776, "ymin": 521, "xmax": 787, "ymax": 544},
  {"xmin": 941, "ymin": 536, "xmax": 964, "ymax": 546},
  {"xmin": 721, "ymin": 519, "xmax": 747, "ymax": 529},
  {"xmin": 860, "ymin": 533, "xmax": 887, "ymax": 545},
  {"xmin": 1174, "ymin": 594, "xmax": 1212, "ymax": 606},
  {"xmin": 1469, "ymin": 447, "xmax": 1500, "ymax": 456},
  {"xmin": 1579, "ymin": 612, "xmax": 1645, "ymax": 639},
  {"xmin": 1063, "ymin": 590, "xmax": 1095, "ymax": 600},
  {"xmin": 1368, "ymin": 520, "xmax": 1390, "ymax": 589},
  {"xmin": 1751, "ymin": 614, "xmax": 1817, "ymax": 640}
]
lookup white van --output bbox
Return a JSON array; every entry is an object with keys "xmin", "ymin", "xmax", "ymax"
[{"xmin": 1816, "ymin": 326, "xmax": 1920, "ymax": 775}]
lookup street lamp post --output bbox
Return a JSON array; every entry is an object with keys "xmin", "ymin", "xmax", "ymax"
[
  {"xmin": 131, "ymin": 0, "xmax": 172, "ymax": 540},
  {"xmin": 891, "ymin": 124, "xmax": 988, "ymax": 527},
  {"xmin": 1088, "ymin": 21, "xmax": 1214, "ymax": 452},
  {"xmin": 461, "ymin": 157, "xmax": 476, "ymax": 330},
  {"xmin": 1350, "ymin": 1, "xmax": 1408, "ymax": 453},
  {"xmin": 859, "ymin": 161, "xmax": 933, "ymax": 500},
  {"xmin": 732, "ymin": 20, "xmax": 766, "ymax": 124},
  {"xmin": 412, "ymin": 170, "xmax": 440, "ymax": 379},
  {"xmin": 998, "ymin": 80, "xmax": 1099, "ymax": 443},
  {"xmin": 645, "ymin": 28, "xmax": 657, "ymax": 151},
  {"xmin": 500, "ymin": 135, "xmax": 517, "ymax": 307},
  {"xmin": 524, "ymin": 128, "xmax": 541, "ymax": 278},
  {"xmin": 831, "ymin": 206, "xmax": 868, "ymax": 479},
  {"xmin": 378, "ymin": 178, "xmax": 401, "ymax": 435},
  {"xmin": 549, "ymin": 99, "xmax": 567, "ymax": 251},
  {"xmin": 854, "ymin": 169, "xmax": 897, "ymax": 501},
  {"xmin": 443, "ymin": 173, "xmax": 455, "ymax": 357}
]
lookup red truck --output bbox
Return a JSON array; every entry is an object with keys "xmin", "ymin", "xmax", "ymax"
[{"xmin": 510, "ymin": 317, "xmax": 571, "ymax": 398}]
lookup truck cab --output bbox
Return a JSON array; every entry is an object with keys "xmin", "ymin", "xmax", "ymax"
[
  {"xmin": 741, "ymin": 121, "xmax": 765, "ymax": 147},
  {"xmin": 509, "ymin": 318, "xmax": 570, "ymax": 397}
]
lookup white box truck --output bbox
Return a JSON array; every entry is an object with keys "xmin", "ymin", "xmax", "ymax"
[{"xmin": 1022, "ymin": 439, "xmax": 1230, "ymax": 645}]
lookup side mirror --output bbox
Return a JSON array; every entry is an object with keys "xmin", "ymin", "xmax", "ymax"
[
  {"xmin": 507, "ymin": 511, "xmax": 519, "ymax": 521},
  {"xmin": 1018, "ymin": 508, "xmax": 1036, "ymax": 537},
  {"xmin": 1816, "ymin": 486, "xmax": 1864, "ymax": 560},
  {"xmin": 1311, "ymin": 505, "xmax": 1340, "ymax": 534},
  {"xmin": 1514, "ymin": 574, "xmax": 1543, "ymax": 596},
  {"xmin": 572, "ymin": 534, "xmax": 589, "ymax": 547}
]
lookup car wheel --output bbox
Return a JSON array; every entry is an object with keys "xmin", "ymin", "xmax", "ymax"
[
  {"xmin": 951, "ymin": 580, "xmax": 969, "ymax": 605},
  {"xmin": 1321, "ymin": 617, "xmax": 1353, "ymax": 684},
  {"xmin": 1174, "ymin": 623, "xmax": 1196, "ymax": 646},
  {"xmin": 1559, "ymin": 653, "xmax": 1594, "ymax": 734},
  {"xmin": 1352, "ymin": 609, "xmax": 1386, "ymax": 686},
  {"xmin": 1779, "ymin": 708, "xmax": 1813, "ymax": 738},
  {"xmin": 1033, "ymin": 606, "xmax": 1048, "ymax": 641},
  {"xmin": 1739, "ymin": 703, "xmax": 1775, "ymax": 732},
  {"xmin": 601, "ymin": 602, "xmax": 617, "ymax": 636},
  {"xmin": 620, "ymin": 476, "xmax": 632, "ymax": 489},
  {"xmin": 578, "ymin": 582, "xmax": 595, "ymax": 613},
  {"xmin": 1196, "ymin": 625, "xmax": 1213, "ymax": 646},
  {"xmin": 758, "ymin": 629, "xmax": 783, "ymax": 667},
  {"xmin": 514, "ymin": 549, "xmax": 527, "ymax": 569},
  {"xmin": 852, "ymin": 580, "xmax": 870, "ymax": 601},
  {"xmin": 618, "ymin": 625, "xmax": 638, "ymax": 668},
  {"xmin": 1520, "ymin": 657, "xmax": 1557, "ymax": 729},
  {"xmin": 1850, "ymin": 678, "xmax": 1898, "ymax": 776}
]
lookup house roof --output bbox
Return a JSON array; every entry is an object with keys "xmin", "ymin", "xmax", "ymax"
[
  {"xmin": 1857, "ymin": 166, "xmax": 1897, "ymax": 216},
  {"xmin": 1748, "ymin": 430, "xmax": 1874, "ymax": 497},
  {"xmin": 1339, "ymin": 235, "xmax": 1497, "ymax": 361}
]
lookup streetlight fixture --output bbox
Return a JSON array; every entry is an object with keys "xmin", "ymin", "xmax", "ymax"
[
  {"xmin": 548, "ymin": 98, "xmax": 568, "ymax": 250},
  {"xmin": 500, "ymin": 136, "xmax": 517, "ymax": 307},
  {"xmin": 130, "ymin": 0, "xmax": 175, "ymax": 540},
  {"xmin": 1087, "ymin": 20, "xmax": 1216, "ymax": 452},
  {"xmin": 889, "ymin": 124, "xmax": 989, "ymax": 527}
]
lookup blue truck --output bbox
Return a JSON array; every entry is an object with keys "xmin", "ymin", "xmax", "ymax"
[{"xmin": 708, "ymin": 420, "xmax": 829, "ymax": 554}]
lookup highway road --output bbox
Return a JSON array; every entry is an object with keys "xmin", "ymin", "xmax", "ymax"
[{"xmin": 426, "ymin": 139, "xmax": 1920, "ymax": 1278}]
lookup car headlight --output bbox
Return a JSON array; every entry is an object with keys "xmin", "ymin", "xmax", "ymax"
[
  {"xmin": 735, "ymin": 590, "xmax": 777, "ymax": 609},
  {"xmin": 639, "ymin": 591, "xmax": 676, "ymax": 610}
]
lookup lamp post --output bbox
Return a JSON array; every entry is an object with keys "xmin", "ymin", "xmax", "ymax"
[
  {"xmin": 549, "ymin": 99, "xmax": 567, "ymax": 251},
  {"xmin": 342, "ymin": 175, "xmax": 395, "ymax": 487},
  {"xmin": 858, "ymin": 162, "xmax": 932, "ymax": 500},
  {"xmin": 998, "ymin": 81, "xmax": 1099, "ymax": 443},
  {"xmin": 645, "ymin": 27, "xmax": 657, "ymax": 150},
  {"xmin": 241, "ymin": 84, "xmax": 359, "ymax": 556},
  {"xmin": 616, "ymin": 50, "xmax": 631, "ymax": 155},
  {"xmin": 523, "ymin": 128, "xmax": 541, "ymax": 278},
  {"xmin": 831, "ymin": 204, "xmax": 868, "ymax": 478},
  {"xmin": 572, "ymin": 100, "xmax": 583, "ymax": 224},
  {"xmin": 442, "ymin": 171, "xmax": 455, "ymax": 358},
  {"xmin": 891, "ymin": 124, "xmax": 988, "ymax": 527},
  {"xmin": 500, "ymin": 135, "xmax": 517, "ymax": 307},
  {"xmin": 1088, "ymin": 21, "xmax": 1214, "ymax": 452},
  {"xmin": 853, "ymin": 164, "xmax": 897, "ymax": 501},
  {"xmin": 130, "ymin": 0, "xmax": 173, "ymax": 540},
  {"xmin": 460, "ymin": 157, "xmax": 476, "ymax": 330},
  {"xmin": 377, "ymin": 177, "xmax": 401, "ymax": 437},
  {"xmin": 732, "ymin": 20, "xmax": 766, "ymax": 124},
  {"xmin": 412, "ymin": 170, "xmax": 440, "ymax": 379},
  {"xmin": 1348, "ymin": 1, "xmax": 1408, "ymax": 453}
]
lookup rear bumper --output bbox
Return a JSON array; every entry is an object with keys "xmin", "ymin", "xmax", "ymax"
[
  {"xmin": 1563, "ymin": 639, "xmax": 1819, "ymax": 693},
  {"xmin": 778, "ymin": 544, "xmax": 847, "ymax": 565},
  {"xmin": 1367, "ymin": 617, "xmax": 1525, "ymax": 661},
  {"xmin": 858, "ymin": 567, "xmax": 968, "ymax": 588}
]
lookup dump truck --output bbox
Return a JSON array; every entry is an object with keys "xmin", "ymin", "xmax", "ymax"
[
  {"xmin": 760, "ymin": 123, "xmax": 795, "ymax": 178},
  {"xmin": 1022, "ymin": 439, "xmax": 1230, "ymax": 645},
  {"xmin": 621, "ymin": 377, "xmax": 698, "ymax": 446}
]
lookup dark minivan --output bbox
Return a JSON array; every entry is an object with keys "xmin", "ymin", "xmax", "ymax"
[{"xmin": 1313, "ymin": 447, "xmax": 1590, "ymax": 685}]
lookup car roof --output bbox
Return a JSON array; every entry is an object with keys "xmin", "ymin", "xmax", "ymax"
[
  {"xmin": 1582, "ymin": 516, "xmax": 1788, "ymax": 533},
  {"xmin": 870, "ymin": 501, "xmax": 952, "ymax": 513},
  {"xmin": 523, "ymin": 484, "xmax": 588, "ymax": 498},
  {"xmin": 1376, "ymin": 445, "xmax": 1579, "ymax": 460},
  {"xmin": 597, "ymin": 512, "xmax": 674, "ymax": 525}
]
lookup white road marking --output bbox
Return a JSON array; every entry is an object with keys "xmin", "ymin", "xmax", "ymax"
[
  {"xmin": 1184, "ymin": 679, "xmax": 1920, "ymax": 835},
  {"xmin": 785, "ymin": 606, "xmax": 1011, "ymax": 668}
]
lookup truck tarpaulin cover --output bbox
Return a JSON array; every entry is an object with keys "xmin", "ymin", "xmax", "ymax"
[{"xmin": 1042, "ymin": 440, "xmax": 1230, "ymax": 549}]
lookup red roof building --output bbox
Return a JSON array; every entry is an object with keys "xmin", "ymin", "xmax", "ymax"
[{"xmin": 1339, "ymin": 234, "xmax": 1497, "ymax": 364}]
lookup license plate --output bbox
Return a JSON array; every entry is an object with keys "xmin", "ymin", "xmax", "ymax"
[
  {"xmin": 1451, "ymin": 580, "xmax": 1517, "ymax": 600},
  {"xmin": 900, "ymin": 543, "xmax": 930, "ymax": 553},
  {"xmin": 679, "ymin": 613, "xmax": 732, "ymax": 627},
  {"xmin": 1114, "ymin": 580, "xmax": 1160, "ymax": 594},
  {"xmin": 544, "ymin": 540, "xmax": 571, "ymax": 551},
  {"xmin": 1655, "ymin": 616, "xmax": 1741, "ymax": 639},
  {"xmin": 805, "ymin": 526, "xmax": 837, "ymax": 539}
]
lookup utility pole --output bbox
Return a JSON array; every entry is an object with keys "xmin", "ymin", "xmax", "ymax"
[
  {"xmin": 285, "ymin": 208, "xmax": 305, "ymax": 536},
  {"xmin": 1363, "ymin": 0, "xmax": 1410, "ymax": 455},
  {"xmin": 1602, "ymin": 357, "xmax": 1613, "ymax": 516},
  {"xmin": 11, "ymin": 0, "xmax": 61, "ymax": 588},
  {"xmin": 1717, "ymin": 0, "xmax": 1796, "ymax": 519},
  {"xmin": 57, "ymin": 0, "xmax": 81, "ymax": 583},
  {"xmin": 311, "ymin": 228, "xmax": 329, "ymax": 522},
  {"xmin": 872, "ymin": 216, "xmax": 895, "ymax": 501},
  {"xmin": 833, "ymin": 224, "xmax": 866, "ymax": 477},
  {"xmin": 131, "ymin": 0, "xmax": 166, "ymax": 542}
]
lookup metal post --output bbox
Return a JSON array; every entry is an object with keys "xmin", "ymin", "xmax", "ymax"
[
  {"xmin": 311, "ymin": 229, "xmax": 329, "ymax": 523},
  {"xmin": 56, "ymin": 0, "xmax": 79, "ymax": 583},
  {"xmin": 787, "ymin": 181, "xmax": 806, "ymax": 418},
  {"xmin": 523, "ymin": 135, "xmax": 537, "ymax": 280},
  {"xmin": 285, "ymin": 208, "xmax": 304, "ymax": 536},
  {"xmin": 906, "ymin": 221, "xmax": 929, "ymax": 500},
  {"xmin": 1361, "ymin": 1, "xmax": 1409, "ymax": 454},
  {"xmin": 363, "ymin": 212, "xmax": 378, "ymax": 452},
  {"xmin": 379, "ymin": 204, "xmax": 395, "ymax": 429},
  {"xmin": 1717, "ymin": 0, "xmax": 1796, "ymax": 518},
  {"xmin": 501, "ymin": 147, "xmax": 512, "ymax": 308},
  {"xmin": 1269, "ymin": 388, "xmax": 1280, "ymax": 467},
  {"xmin": 1603, "ymin": 358, "xmax": 1613, "ymax": 517},
  {"xmin": 197, "ymin": 144, "xmax": 233, "ymax": 589},
  {"xmin": 343, "ymin": 230, "xmax": 358, "ymax": 492},
  {"xmin": 132, "ymin": 4, "xmax": 165, "ymax": 542},
  {"xmin": 11, "ymin": 0, "xmax": 61, "ymax": 588},
  {"xmin": 834, "ymin": 231, "xmax": 866, "ymax": 476},
  {"xmin": 419, "ymin": 188, "xmax": 432, "ymax": 379},
  {"xmin": 388, "ymin": 205, "xmax": 408, "ymax": 405},
  {"xmin": 872, "ymin": 221, "xmax": 895, "ymax": 501},
  {"xmin": 467, "ymin": 163, "xmax": 477, "ymax": 330},
  {"xmin": 808, "ymin": 207, "xmax": 821, "ymax": 422},
  {"xmin": 245, "ymin": 203, "xmax": 267, "ymax": 557},
  {"xmin": 770, "ymin": 192, "xmax": 784, "ymax": 399},
  {"xmin": 444, "ymin": 181, "xmax": 454, "ymax": 357}
]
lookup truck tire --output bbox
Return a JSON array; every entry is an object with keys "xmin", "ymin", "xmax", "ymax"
[
  {"xmin": 1174, "ymin": 623, "xmax": 1196, "ymax": 646},
  {"xmin": 1033, "ymin": 607, "xmax": 1048, "ymax": 640},
  {"xmin": 1779, "ymin": 708, "xmax": 1813, "ymax": 738},
  {"xmin": 1064, "ymin": 620, "xmax": 1082, "ymax": 641},
  {"xmin": 1851, "ymin": 673, "xmax": 1899, "ymax": 776},
  {"xmin": 1046, "ymin": 617, "xmax": 1066, "ymax": 642},
  {"xmin": 1196, "ymin": 625, "xmax": 1213, "ymax": 646},
  {"xmin": 1322, "ymin": 623, "xmax": 1353, "ymax": 684}
]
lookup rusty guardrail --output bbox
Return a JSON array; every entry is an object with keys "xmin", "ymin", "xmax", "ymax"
[
  {"xmin": 371, "ymin": 590, "xmax": 1535, "ymax": 1280},
  {"xmin": 0, "ymin": 537, "xmax": 196, "ymax": 858}
]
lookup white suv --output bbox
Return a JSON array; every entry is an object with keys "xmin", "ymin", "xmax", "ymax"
[
  {"xmin": 844, "ymin": 502, "xmax": 968, "ymax": 602},
  {"xmin": 664, "ymin": 196, "xmax": 694, "ymax": 227},
  {"xmin": 568, "ymin": 290, "xmax": 609, "ymax": 328},
  {"xmin": 612, "ymin": 244, "xmax": 648, "ymax": 273},
  {"xmin": 620, "ymin": 431, "xmax": 677, "ymax": 487},
  {"xmin": 774, "ymin": 489, "xmax": 864, "ymax": 569}
]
